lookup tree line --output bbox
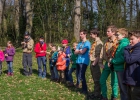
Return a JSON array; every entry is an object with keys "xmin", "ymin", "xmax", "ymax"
[{"xmin": 0, "ymin": 0, "xmax": 140, "ymax": 46}]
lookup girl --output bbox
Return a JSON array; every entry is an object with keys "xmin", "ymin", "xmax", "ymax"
[
  {"xmin": 0, "ymin": 47, "xmax": 4, "ymax": 75},
  {"xmin": 4, "ymin": 41, "xmax": 15, "ymax": 76}
]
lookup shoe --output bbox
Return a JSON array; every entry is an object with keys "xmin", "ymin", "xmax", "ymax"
[
  {"xmin": 111, "ymin": 96, "xmax": 117, "ymax": 100},
  {"xmin": 75, "ymin": 84, "xmax": 80, "ymax": 88},
  {"xmin": 7, "ymin": 72, "xmax": 11, "ymax": 76},
  {"xmin": 10, "ymin": 73, "xmax": 14, "ymax": 76},
  {"xmin": 68, "ymin": 83, "xmax": 74, "ymax": 87},
  {"xmin": 80, "ymin": 90, "xmax": 88, "ymax": 95},
  {"xmin": 101, "ymin": 97, "xmax": 108, "ymax": 100}
]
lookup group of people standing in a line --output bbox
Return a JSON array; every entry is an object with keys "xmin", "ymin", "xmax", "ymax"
[{"xmin": 0, "ymin": 25, "xmax": 140, "ymax": 100}]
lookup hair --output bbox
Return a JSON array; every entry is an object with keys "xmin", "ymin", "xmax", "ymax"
[
  {"xmin": 73, "ymin": 42, "xmax": 78, "ymax": 46},
  {"xmin": 48, "ymin": 43, "xmax": 53, "ymax": 46},
  {"xmin": 80, "ymin": 29, "xmax": 88, "ymax": 34},
  {"xmin": 117, "ymin": 28, "xmax": 128, "ymax": 37},
  {"xmin": 39, "ymin": 36, "xmax": 44, "ymax": 39},
  {"xmin": 128, "ymin": 30, "xmax": 140, "ymax": 38},
  {"xmin": 107, "ymin": 25, "xmax": 117, "ymax": 33},
  {"xmin": 7, "ymin": 41, "xmax": 13, "ymax": 46},
  {"xmin": 90, "ymin": 28, "xmax": 100, "ymax": 37},
  {"xmin": 52, "ymin": 45, "xmax": 57, "ymax": 49}
]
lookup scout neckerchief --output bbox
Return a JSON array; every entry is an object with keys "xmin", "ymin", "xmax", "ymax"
[
  {"xmin": 105, "ymin": 38, "xmax": 118, "ymax": 59},
  {"xmin": 90, "ymin": 41, "xmax": 96, "ymax": 55}
]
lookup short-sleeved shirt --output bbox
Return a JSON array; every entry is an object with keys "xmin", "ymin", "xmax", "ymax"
[{"xmin": 76, "ymin": 40, "xmax": 91, "ymax": 65}]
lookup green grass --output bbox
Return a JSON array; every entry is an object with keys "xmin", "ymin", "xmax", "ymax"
[{"xmin": 0, "ymin": 48, "xmax": 119, "ymax": 100}]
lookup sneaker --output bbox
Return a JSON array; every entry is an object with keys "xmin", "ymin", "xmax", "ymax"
[
  {"xmin": 80, "ymin": 90, "xmax": 88, "ymax": 95},
  {"xmin": 68, "ymin": 83, "xmax": 74, "ymax": 87},
  {"xmin": 7, "ymin": 72, "xmax": 11, "ymax": 76},
  {"xmin": 10, "ymin": 73, "xmax": 14, "ymax": 76},
  {"xmin": 75, "ymin": 84, "xmax": 80, "ymax": 88}
]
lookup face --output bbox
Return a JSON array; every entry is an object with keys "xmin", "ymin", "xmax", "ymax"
[
  {"xmin": 90, "ymin": 33, "xmax": 97, "ymax": 39},
  {"xmin": 58, "ymin": 50, "xmax": 62, "ymax": 54},
  {"xmin": 39, "ymin": 38, "xmax": 44, "ymax": 42},
  {"xmin": 7, "ymin": 43, "xmax": 11, "ymax": 47},
  {"xmin": 73, "ymin": 44, "xmax": 77, "ymax": 50},
  {"xmin": 115, "ymin": 32, "xmax": 125, "ymax": 40},
  {"xmin": 80, "ymin": 32, "xmax": 86, "ymax": 40},
  {"xmin": 130, "ymin": 35, "xmax": 140, "ymax": 46},
  {"xmin": 106, "ymin": 28, "xmax": 115, "ymax": 38},
  {"xmin": 24, "ymin": 35, "xmax": 29, "ymax": 39},
  {"xmin": 52, "ymin": 47, "xmax": 56, "ymax": 52},
  {"xmin": 62, "ymin": 43, "xmax": 67, "ymax": 47}
]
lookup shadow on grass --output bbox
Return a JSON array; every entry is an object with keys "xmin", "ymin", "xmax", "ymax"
[{"xmin": 3, "ymin": 70, "xmax": 8, "ymax": 74}]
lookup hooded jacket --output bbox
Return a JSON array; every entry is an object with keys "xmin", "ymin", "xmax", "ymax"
[
  {"xmin": 123, "ymin": 42, "xmax": 140, "ymax": 86},
  {"xmin": 111, "ymin": 38, "xmax": 129, "ymax": 71},
  {"xmin": 56, "ymin": 52, "xmax": 66, "ymax": 71}
]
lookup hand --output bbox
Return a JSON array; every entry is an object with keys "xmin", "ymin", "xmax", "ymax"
[
  {"xmin": 5, "ymin": 54, "xmax": 8, "ymax": 57},
  {"xmin": 92, "ymin": 62, "xmax": 95, "ymax": 66},
  {"xmin": 99, "ymin": 64, "xmax": 104, "ymax": 69},
  {"xmin": 108, "ymin": 62, "xmax": 111, "ymax": 67},
  {"xmin": 40, "ymin": 51, "xmax": 44, "ymax": 53},
  {"xmin": 21, "ymin": 42, "xmax": 26, "ymax": 45}
]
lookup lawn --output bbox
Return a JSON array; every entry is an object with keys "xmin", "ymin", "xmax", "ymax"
[{"xmin": 0, "ymin": 48, "xmax": 119, "ymax": 100}]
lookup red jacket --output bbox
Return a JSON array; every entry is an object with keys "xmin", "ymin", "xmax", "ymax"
[
  {"xmin": 56, "ymin": 52, "xmax": 66, "ymax": 71},
  {"xmin": 34, "ymin": 42, "xmax": 47, "ymax": 58}
]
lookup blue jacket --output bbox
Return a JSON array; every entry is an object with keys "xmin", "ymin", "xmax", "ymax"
[
  {"xmin": 123, "ymin": 42, "xmax": 140, "ymax": 86},
  {"xmin": 50, "ymin": 51, "xmax": 58, "ymax": 67},
  {"xmin": 64, "ymin": 46, "xmax": 71, "ymax": 67}
]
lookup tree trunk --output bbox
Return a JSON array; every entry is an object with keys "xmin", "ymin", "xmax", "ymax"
[
  {"xmin": 14, "ymin": 0, "xmax": 20, "ymax": 41},
  {"xmin": 74, "ymin": 0, "xmax": 81, "ymax": 42},
  {"xmin": 25, "ymin": 0, "xmax": 33, "ymax": 34},
  {"xmin": 0, "ymin": 0, "xmax": 3, "ymax": 35}
]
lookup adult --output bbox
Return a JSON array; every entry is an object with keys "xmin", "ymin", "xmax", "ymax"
[
  {"xmin": 89, "ymin": 29, "xmax": 103, "ymax": 99},
  {"xmin": 75, "ymin": 29, "xmax": 91, "ymax": 94},
  {"xmin": 21, "ymin": 32, "xmax": 34, "ymax": 76},
  {"xmin": 34, "ymin": 36, "xmax": 47, "ymax": 78}
]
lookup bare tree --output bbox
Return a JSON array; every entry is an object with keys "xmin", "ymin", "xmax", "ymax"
[
  {"xmin": 0, "ymin": 0, "xmax": 3, "ymax": 34},
  {"xmin": 14, "ymin": 0, "xmax": 19, "ymax": 40},
  {"xmin": 25, "ymin": 0, "xmax": 33, "ymax": 34},
  {"xmin": 74, "ymin": 0, "xmax": 81, "ymax": 42}
]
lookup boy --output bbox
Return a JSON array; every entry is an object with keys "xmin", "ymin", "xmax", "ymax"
[
  {"xmin": 75, "ymin": 29, "xmax": 91, "ymax": 94},
  {"xmin": 123, "ymin": 31, "xmax": 140, "ymax": 100},
  {"xmin": 99, "ymin": 25, "xmax": 118, "ymax": 100},
  {"xmin": 50, "ymin": 45, "xmax": 59, "ymax": 81},
  {"xmin": 34, "ymin": 36, "xmax": 47, "ymax": 78},
  {"xmin": 56, "ymin": 48, "xmax": 66, "ymax": 83},
  {"xmin": 68, "ymin": 42, "xmax": 78, "ymax": 86},
  {"xmin": 89, "ymin": 28, "xmax": 103, "ymax": 99},
  {"xmin": 61, "ymin": 39, "xmax": 71, "ymax": 82},
  {"xmin": 110, "ymin": 28, "xmax": 129, "ymax": 100}
]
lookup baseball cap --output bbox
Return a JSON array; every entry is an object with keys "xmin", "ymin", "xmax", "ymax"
[{"xmin": 61, "ymin": 39, "xmax": 68, "ymax": 44}]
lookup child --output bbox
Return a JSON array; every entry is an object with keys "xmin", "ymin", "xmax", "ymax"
[
  {"xmin": 34, "ymin": 36, "xmax": 47, "ymax": 78},
  {"xmin": 123, "ymin": 31, "xmax": 140, "ymax": 100},
  {"xmin": 47, "ymin": 43, "xmax": 54, "ymax": 79},
  {"xmin": 61, "ymin": 39, "xmax": 71, "ymax": 82},
  {"xmin": 56, "ymin": 48, "xmax": 66, "ymax": 83},
  {"xmin": 68, "ymin": 42, "xmax": 78, "ymax": 86},
  {"xmin": 50, "ymin": 45, "xmax": 59, "ymax": 81},
  {"xmin": 110, "ymin": 28, "xmax": 129, "ymax": 100},
  {"xmin": 99, "ymin": 25, "xmax": 118, "ymax": 100},
  {"xmin": 0, "ymin": 47, "xmax": 4, "ymax": 75},
  {"xmin": 4, "ymin": 41, "xmax": 15, "ymax": 76},
  {"xmin": 89, "ymin": 28, "xmax": 103, "ymax": 98}
]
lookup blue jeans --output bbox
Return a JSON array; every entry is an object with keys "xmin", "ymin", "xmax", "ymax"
[
  {"xmin": 7, "ymin": 61, "xmax": 13, "ymax": 73},
  {"xmin": 37, "ymin": 56, "xmax": 47, "ymax": 77},
  {"xmin": 53, "ymin": 66, "xmax": 59, "ymax": 79},
  {"xmin": 68, "ymin": 68, "xmax": 76, "ymax": 83},
  {"xmin": 76, "ymin": 63, "xmax": 88, "ymax": 92}
]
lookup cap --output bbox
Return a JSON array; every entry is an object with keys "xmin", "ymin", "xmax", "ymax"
[
  {"xmin": 24, "ymin": 31, "xmax": 30, "ymax": 36},
  {"xmin": 61, "ymin": 39, "xmax": 68, "ymax": 44}
]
